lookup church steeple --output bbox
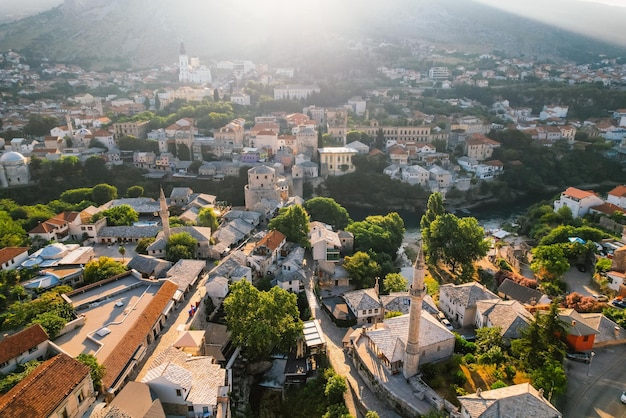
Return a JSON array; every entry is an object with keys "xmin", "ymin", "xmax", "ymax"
[
  {"xmin": 179, "ymin": 41, "xmax": 186, "ymax": 55},
  {"xmin": 403, "ymin": 242, "xmax": 427, "ymax": 379},
  {"xmin": 159, "ymin": 186, "xmax": 170, "ymax": 240}
]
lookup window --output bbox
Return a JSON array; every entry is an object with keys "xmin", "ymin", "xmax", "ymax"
[
  {"xmin": 77, "ymin": 391, "xmax": 85, "ymax": 403},
  {"xmin": 583, "ymin": 335, "xmax": 589, "ymax": 342},
  {"xmin": 188, "ymin": 406, "xmax": 194, "ymax": 412},
  {"xmin": 368, "ymin": 309, "xmax": 372, "ymax": 314},
  {"xmin": 28, "ymin": 346, "xmax": 38, "ymax": 354},
  {"xmin": 0, "ymin": 361, "xmax": 9, "ymax": 368},
  {"xmin": 176, "ymin": 389, "xmax": 182, "ymax": 396},
  {"xmin": 362, "ymin": 310, "xmax": 366, "ymax": 315},
  {"xmin": 59, "ymin": 408, "xmax": 69, "ymax": 418}
]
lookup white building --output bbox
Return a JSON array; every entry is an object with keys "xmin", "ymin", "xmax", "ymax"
[
  {"xmin": 553, "ymin": 187, "xmax": 605, "ymax": 218},
  {"xmin": 274, "ymin": 85, "xmax": 320, "ymax": 100},
  {"xmin": 178, "ymin": 42, "xmax": 212, "ymax": 84}
]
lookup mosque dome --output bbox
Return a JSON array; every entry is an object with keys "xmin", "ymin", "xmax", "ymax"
[{"xmin": 0, "ymin": 151, "xmax": 26, "ymax": 165}]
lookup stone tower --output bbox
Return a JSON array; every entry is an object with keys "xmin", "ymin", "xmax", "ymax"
[
  {"xmin": 403, "ymin": 243, "xmax": 427, "ymax": 379},
  {"xmin": 179, "ymin": 41, "xmax": 189, "ymax": 82},
  {"xmin": 159, "ymin": 186, "xmax": 171, "ymax": 240}
]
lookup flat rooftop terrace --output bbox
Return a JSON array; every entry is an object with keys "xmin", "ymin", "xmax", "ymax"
[{"xmin": 55, "ymin": 280, "xmax": 163, "ymax": 363}]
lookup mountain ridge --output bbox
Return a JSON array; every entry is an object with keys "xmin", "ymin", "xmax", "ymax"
[{"xmin": 0, "ymin": 0, "xmax": 625, "ymax": 69}]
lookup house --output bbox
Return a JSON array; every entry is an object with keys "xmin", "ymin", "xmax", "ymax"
[
  {"xmin": 343, "ymin": 288, "xmax": 383, "ymax": 325},
  {"xmin": 28, "ymin": 211, "xmax": 81, "ymax": 242},
  {"xmin": 95, "ymin": 381, "xmax": 166, "ymax": 418},
  {"xmin": 429, "ymin": 165, "xmax": 452, "ymax": 190},
  {"xmin": 458, "ymin": 383, "xmax": 562, "ymax": 418},
  {"xmin": 309, "ymin": 222, "xmax": 342, "ymax": 264},
  {"xmin": 497, "ymin": 279, "xmax": 550, "ymax": 307},
  {"xmin": 126, "ymin": 254, "xmax": 172, "ymax": 279},
  {"xmin": 147, "ymin": 226, "xmax": 212, "ymax": 259},
  {"xmin": 559, "ymin": 308, "xmax": 599, "ymax": 352},
  {"xmin": 606, "ymin": 185, "xmax": 626, "ymax": 210},
  {"xmin": 0, "ymin": 324, "xmax": 50, "ymax": 375},
  {"xmin": 464, "ymin": 134, "xmax": 500, "ymax": 161},
  {"xmin": 0, "ymin": 247, "xmax": 29, "ymax": 270},
  {"xmin": 439, "ymin": 282, "xmax": 500, "ymax": 327},
  {"xmin": 170, "ymin": 187, "xmax": 193, "ymax": 206},
  {"xmin": 165, "ymin": 259, "xmax": 206, "ymax": 295},
  {"xmin": 474, "ymin": 299, "xmax": 533, "ymax": 340},
  {"xmin": 553, "ymin": 187, "xmax": 604, "ymax": 218},
  {"xmin": 0, "ymin": 353, "xmax": 95, "ymax": 418},
  {"xmin": 247, "ymin": 230, "xmax": 287, "ymax": 276},
  {"xmin": 318, "ymin": 147, "xmax": 358, "ymax": 177},
  {"xmin": 205, "ymin": 276, "xmax": 229, "ymax": 301},
  {"xmin": 401, "ymin": 165, "xmax": 430, "ymax": 186},
  {"xmin": 141, "ymin": 346, "xmax": 229, "ymax": 418},
  {"xmin": 345, "ymin": 140, "xmax": 369, "ymax": 154},
  {"xmin": 273, "ymin": 247, "xmax": 306, "ymax": 292},
  {"xmin": 388, "ymin": 144, "xmax": 409, "ymax": 165}
]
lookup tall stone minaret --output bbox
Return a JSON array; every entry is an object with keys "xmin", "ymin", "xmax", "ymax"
[
  {"xmin": 403, "ymin": 243, "xmax": 427, "ymax": 379},
  {"xmin": 179, "ymin": 41, "xmax": 189, "ymax": 82},
  {"xmin": 159, "ymin": 186, "xmax": 171, "ymax": 240}
]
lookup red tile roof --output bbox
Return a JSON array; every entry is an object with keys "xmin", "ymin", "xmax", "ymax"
[
  {"xmin": 563, "ymin": 187, "xmax": 596, "ymax": 200},
  {"xmin": 0, "ymin": 324, "xmax": 49, "ymax": 364},
  {"xmin": 256, "ymin": 230, "xmax": 287, "ymax": 251},
  {"xmin": 0, "ymin": 247, "xmax": 28, "ymax": 267},
  {"xmin": 590, "ymin": 202, "xmax": 624, "ymax": 216},
  {"xmin": 28, "ymin": 211, "xmax": 80, "ymax": 234},
  {"xmin": 0, "ymin": 353, "xmax": 90, "ymax": 417},
  {"xmin": 102, "ymin": 280, "xmax": 178, "ymax": 391},
  {"xmin": 608, "ymin": 185, "xmax": 626, "ymax": 198}
]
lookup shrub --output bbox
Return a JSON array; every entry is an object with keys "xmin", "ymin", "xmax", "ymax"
[
  {"xmin": 453, "ymin": 370, "xmax": 467, "ymax": 386},
  {"xmin": 491, "ymin": 380, "xmax": 508, "ymax": 390},
  {"xmin": 504, "ymin": 364, "xmax": 516, "ymax": 380},
  {"xmin": 463, "ymin": 353, "xmax": 476, "ymax": 364}
]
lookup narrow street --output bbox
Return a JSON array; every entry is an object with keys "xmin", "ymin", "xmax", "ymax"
[{"xmin": 303, "ymin": 258, "xmax": 401, "ymax": 418}]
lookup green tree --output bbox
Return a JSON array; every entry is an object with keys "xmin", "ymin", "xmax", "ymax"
[
  {"xmin": 268, "ymin": 205, "xmax": 310, "ymax": 248},
  {"xmin": 126, "ymin": 185, "xmax": 144, "ymax": 198},
  {"xmin": 343, "ymin": 251, "xmax": 381, "ymax": 288},
  {"xmin": 60, "ymin": 188, "xmax": 93, "ymax": 204},
  {"xmin": 324, "ymin": 372, "xmax": 347, "ymax": 404},
  {"xmin": 531, "ymin": 245, "xmax": 570, "ymax": 280},
  {"xmin": 30, "ymin": 311, "xmax": 67, "ymax": 339},
  {"xmin": 83, "ymin": 156, "xmax": 109, "ymax": 183},
  {"xmin": 91, "ymin": 183, "xmax": 118, "ymax": 205},
  {"xmin": 166, "ymin": 232, "xmax": 198, "ymax": 262},
  {"xmin": 346, "ymin": 212, "xmax": 405, "ymax": 259},
  {"xmin": 421, "ymin": 192, "xmax": 446, "ymax": 264},
  {"xmin": 83, "ymin": 257, "xmax": 127, "ymax": 284},
  {"xmin": 475, "ymin": 327, "xmax": 503, "ymax": 355},
  {"xmin": 383, "ymin": 272, "xmax": 408, "ymax": 293},
  {"xmin": 365, "ymin": 411, "xmax": 380, "ymax": 418},
  {"xmin": 305, "ymin": 197, "xmax": 352, "ymax": 230},
  {"xmin": 135, "ymin": 237, "xmax": 155, "ymax": 255},
  {"xmin": 429, "ymin": 214, "xmax": 489, "ymax": 275},
  {"xmin": 0, "ymin": 212, "xmax": 26, "ymax": 248},
  {"xmin": 197, "ymin": 207, "xmax": 219, "ymax": 231},
  {"xmin": 118, "ymin": 246, "xmax": 126, "ymax": 262},
  {"xmin": 223, "ymin": 280, "xmax": 303, "ymax": 361},
  {"xmin": 76, "ymin": 354, "xmax": 106, "ymax": 392},
  {"xmin": 91, "ymin": 204, "xmax": 139, "ymax": 226},
  {"xmin": 178, "ymin": 144, "xmax": 191, "ymax": 161},
  {"xmin": 0, "ymin": 360, "xmax": 42, "ymax": 394}
]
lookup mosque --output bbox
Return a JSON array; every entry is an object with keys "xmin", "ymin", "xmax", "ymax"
[{"xmin": 0, "ymin": 151, "xmax": 30, "ymax": 188}]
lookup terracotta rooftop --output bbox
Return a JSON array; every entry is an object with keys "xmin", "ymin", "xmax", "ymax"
[
  {"xmin": 0, "ymin": 247, "xmax": 29, "ymax": 267},
  {"xmin": 0, "ymin": 353, "xmax": 90, "ymax": 417},
  {"xmin": 562, "ymin": 187, "xmax": 596, "ymax": 200},
  {"xmin": 102, "ymin": 280, "xmax": 178, "ymax": 391},
  {"xmin": 28, "ymin": 211, "xmax": 80, "ymax": 234},
  {"xmin": 608, "ymin": 185, "xmax": 626, "ymax": 198},
  {"xmin": 0, "ymin": 324, "xmax": 48, "ymax": 364},
  {"xmin": 256, "ymin": 230, "xmax": 287, "ymax": 251}
]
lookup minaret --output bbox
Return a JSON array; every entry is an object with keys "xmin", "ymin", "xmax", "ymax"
[
  {"xmin": 179, "ymin": 41, "xmax": 189, "ymax": 82},
  {"xmin": 403, "ymin": 243, "xmax": 427, "ymax": 379},
  {"xmin": 159, "ymin": 186, "xmax": 171, "ymax": 240}
]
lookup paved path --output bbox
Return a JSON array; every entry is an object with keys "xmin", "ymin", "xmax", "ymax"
[{"xmin": 305, "ymin": 277, "xmax": 401, "ymax": 418}]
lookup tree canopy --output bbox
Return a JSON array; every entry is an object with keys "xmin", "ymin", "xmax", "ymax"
[
  {"xmin": 76, "ymin": 354, "xmax": 106, "ymax": 392},
  {"xmin": 197, "ymin": 207, "xmax": 219, "ymax": 231},
  {"xmin": 83, "ymin": 257, "xmax": 128, "ymax": 284},
  {"xmin": 427, "ymin": 213, "xmax": 489, "ymax": 278},
  {"xmin": 346, "ymin": 212, "xmax": 404, "ymax": 259},
  {"xmin": 383, "ymin": 272, "xmax": 408, "ymax": 293},
  {"xmin": 166, "ymin": 232, "xmax": 198, "ymax": 262},
  {"xmin": 304, "ymin": 197, "xmax": 352, "ymax": 230},
  {"xmin": 223, "ymin": 280, "xmax": 303, "ymax": 361},
  {"xmin": 91, "ymin": 204, "xmax": 138, "ymax": 226},
  {"xmin": 268, "ymin": 205, "xmax": 310, "ymax": 248},
  {"xmin": 343, "ymin": 251, "xmax": 381, "ymax": 289},
  {"xmin": 91, "ymin": 183, "xmax": 118, "ymax": 205},
  {"xmin": 421, "ymin": 192, "xmax": 446, "ymax": 264}
]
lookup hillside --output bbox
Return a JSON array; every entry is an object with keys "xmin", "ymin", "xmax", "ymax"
[{"xmin": 0, "ymin": 0, "xmax": 625, "ymax": 69}]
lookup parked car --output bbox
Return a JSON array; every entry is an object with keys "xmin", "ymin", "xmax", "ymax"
[
  {"xmin": 621, "ymin": 390, "xmax": 626, "ymax": 404},
  {"xmin": 612, "ymin": 299, "xmax": 626, "ymax": 309},
  {"xmin": 592, "ymin": 294, "xmax": 608, "ymax": 302},
  {"xmin": 441, "ymin": 319, "xmax": 453, "ymax": 331},
  {"xmin": 566, "ymin": 352, "xmax": 591, "ymax": 363}
]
